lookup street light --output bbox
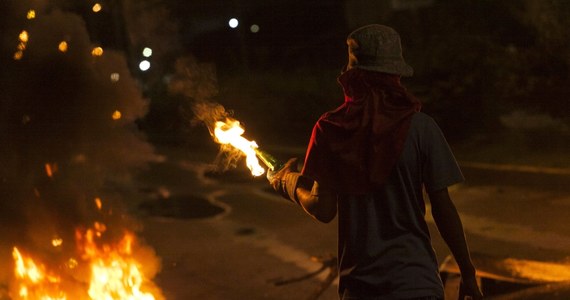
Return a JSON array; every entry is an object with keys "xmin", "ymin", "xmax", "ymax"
[
  {"xmin": 139, "ymin": 60, "xmax": 151, "ymax": 71},
  {"xmin": 228, "ymin": 18, "xmax": 239, "ymax": 29}
]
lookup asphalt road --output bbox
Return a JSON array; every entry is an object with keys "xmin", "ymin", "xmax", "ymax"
[{"xmin": 133, "ymin": 145, "xmax": 570, "ymax": 300}]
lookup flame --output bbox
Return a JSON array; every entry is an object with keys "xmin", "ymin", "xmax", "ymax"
[
  {"xmin": 12, "ymin": 247, "xmax": 67, "ymax": 300},
  {"xmin": 11, "ymin": 224, "xmax": 162, "ymax": 300},
  {"xmin": 213, "ymin": 119, "xmax": 265, "ymax": 176},
  {"xmin": 79, "ymin": 228, "xmax": 156, "ymax": 300}
]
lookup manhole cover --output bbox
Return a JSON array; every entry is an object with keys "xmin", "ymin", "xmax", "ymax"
[{"xmin": 138, "ymin": 195, "xmax": 225, "ymax": 219}]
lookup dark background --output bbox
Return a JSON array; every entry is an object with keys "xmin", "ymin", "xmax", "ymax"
[
  {"xmin": 5, "ymin": 0, "xmax": 568, "ymax": 144},
  {"xmin": 0, "ymin": 0, "xmax": 568, "ymax": 293}
]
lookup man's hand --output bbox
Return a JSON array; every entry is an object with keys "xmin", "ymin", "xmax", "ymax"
[
  {"xmin": 267, "ymin": 158, "xmax": 299, "ymax": 199},
  {"xmin": 459, "ymin": 274, "xmax": 484, "ymax": 300},
  {"xmin": 267, "ymin": 158, "xmax": 299, "ymax": 202}
]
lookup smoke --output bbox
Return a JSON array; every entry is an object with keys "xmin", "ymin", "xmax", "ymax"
[
  {"xmin": 167, "ymin": 55, "xmax": 251, "ymax": 172},
  {"xmin": 0, "ymin": 2, "xmax": 162, "ymax": 294}
]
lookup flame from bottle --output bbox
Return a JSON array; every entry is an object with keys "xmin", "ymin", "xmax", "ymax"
[{"xmin": 213, "ymin": 119, "xmax": 265, "ymax": 176}]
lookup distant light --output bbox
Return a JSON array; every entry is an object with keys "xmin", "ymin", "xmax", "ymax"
[
  {"xmin": 27, "ymin": 10, "xmax": 36, "ymax": 19},
  {"xmin": 250, "ymin": 24, "xmax": 260, "ymax": 33},
  {"xmin": 110, "ymin": 73, "xmax": 120, "ymax": 82},
  {"xmin": 58, "ymin": 41, "xmax": 68, "ymax": 53},
  {"xmin": 142, "ymin": 47, "xmax": 152, "ymax": 57},
  {"xmin": 17, "ymin": 42, "xmax": 26, "ymax": 51},
  {"xmin": 139, "ymin": 60, "xmax": 151, "ymax": 71},
  {"xmin": 91, "ymin": 47, "xmax": 104, "ymax": 57},
  {"xmin": 92, "ymin": 3, "xmax": 102, "ymax": 13},
  {"xmin": 112, "ymin": 110, "xmax": 122, "ymax": 120},
  {"xmin": 13, "ymin": 51, "xmax": 23, "ymax": 60},
  {"xmin": 19, "ymin": 30, "xmax": 29, "ymax": 43},
  {"xmin": 228, "ymin": 18, "xmax": 239, "ymax": 28}
]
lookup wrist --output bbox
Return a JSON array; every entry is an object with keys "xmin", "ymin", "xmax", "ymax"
[
  {"xmin": 459, "ymin": 265, "xmax": 477, "ymax": 279},
  {"xmin": 282, "ymin": 172, "xmax": 301, "ymax": 203}
]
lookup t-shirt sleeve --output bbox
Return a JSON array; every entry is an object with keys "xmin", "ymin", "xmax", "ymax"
[
  {"xmin": 301, "ymin": 121, "xmax": 333, "ymax": 189},
  {"xmin": 421, "ymin": 116, "xmax": 464, "ymax": 193}
]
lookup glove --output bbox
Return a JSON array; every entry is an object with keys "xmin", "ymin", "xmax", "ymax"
[{"xmin": 267, "ymin": 158, "xmax": 301, "ymax": 203}]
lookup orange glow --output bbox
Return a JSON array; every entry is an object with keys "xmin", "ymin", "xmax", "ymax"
[
  {"xmin": 14, "ymin": 51, "xmax": 24, "ymax": 60},
  {"xmin": 44, "ymin": 163, "xmax": 57, "ymax": 178},
  {"xmin": 92, "ymin": 3, "xmax": 102, "ymax": 13},
  {"xmin": 95, "ymin": 197, "xmax": 103, "ymax": 210},
  {"xmin": 19, "ymin": 31, "xmax": 29, "ymax": 43},
  {"xmin": 12, "ymin": 247, "xmax": 67, "ymax": 300},
  {"xmin": 78, "ymin": 228, "xmax": 157, "ymax": 300},
  {"xmin": 27, "ymin": 10, "xmax": 36, "ymax": 19},
  {"xmin": 504, "ymin": 258, "xmax": 570, "ymax": 283},
  {"xmin": 91, "ymin": 47, "xmax": 103, "ymax": 57},
  {"xmin": 52, "ymin": 237, "xmax": 63, "ymax": 248},
  {"xmin": 214, "ymin": 119, "xmax": 265, "ymax": 176},
  {"xmin": 12, "ymin": 225, "xmax": 161, "ymax": 300},
  {"xmin": 112, "ymin": 110, "xmax": 122, "ymax": 120},
  {"xmin": 58, "ymin": 41, "xmax": 68, "ymax": 53}
]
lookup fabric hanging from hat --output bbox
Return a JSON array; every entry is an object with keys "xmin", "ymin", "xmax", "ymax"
[{"xmin": 302, "ymin": 68, "xmax": 421, "ymax": 194}]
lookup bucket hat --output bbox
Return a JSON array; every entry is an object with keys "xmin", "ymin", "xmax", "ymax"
[{"xmin": 347, "ymin": 24, "xmax": 413, "ymax": 77}]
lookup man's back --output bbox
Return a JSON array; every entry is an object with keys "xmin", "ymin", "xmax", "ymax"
[{"xmin": 337, "ymin": 112, "xmax": 464, "ymax": 299}]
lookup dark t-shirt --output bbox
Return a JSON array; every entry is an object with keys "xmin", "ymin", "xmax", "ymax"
[{"xmin": 322, "ymin": 112, "xmax": 464, "ymax": 299}]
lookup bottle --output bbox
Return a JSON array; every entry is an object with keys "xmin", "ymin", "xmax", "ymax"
[{"xmin": 254, "ymin": 148, "xmax": 284, "ymax": 172}]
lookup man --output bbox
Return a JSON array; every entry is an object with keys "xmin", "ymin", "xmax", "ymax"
[{"xmin": 268, "ymin": 24, "xmax": 483, "ymax": 300}]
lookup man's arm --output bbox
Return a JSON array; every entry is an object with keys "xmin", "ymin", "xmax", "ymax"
[
  {"xmin": 429, "ymin": 187, "xmax": 483, "ymax": 299},
  {"xmin": 295, "ymin": 177, "xmax": 337, "ymax": 223},
  {"xmin": 268, "ymin": 158, "xmax": 337, "ymax": 223}
]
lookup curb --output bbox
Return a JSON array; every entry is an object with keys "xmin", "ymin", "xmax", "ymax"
[{"xmin": 459, "ymin": 161, "xmax": 570, "ymax": 176}]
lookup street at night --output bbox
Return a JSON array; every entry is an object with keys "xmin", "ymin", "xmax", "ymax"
[
  {"xmin": 132, "ymin": 144, "xmax": 570, "ymax": 299},
  {"xmin": 1, "ymin": 0, "xmax": 569, "ymax": 299}
]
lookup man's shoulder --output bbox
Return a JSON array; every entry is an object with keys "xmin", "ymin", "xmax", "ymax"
[{"xmin": 411, "ymin": 111, "xmax": 434, "ymax": 124}]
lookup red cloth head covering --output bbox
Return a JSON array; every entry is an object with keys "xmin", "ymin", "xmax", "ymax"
[{"xmin": 301, "ymin": 69, "xmax": 421, "ymax": 194}]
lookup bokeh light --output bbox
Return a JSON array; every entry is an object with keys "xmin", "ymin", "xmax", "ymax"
[
  {"xmin": 139, "ymin": 60, "xmax": 151, "ymax": 71},
  {"xmin": 110, "ymin": 73, "xmax": 120, "ymax": 82},
  {"xmin": 19, "ymin": 31, "xmax": 29, "ymax": 43},
  {"xmin": 92, "ymin": 3, "xmax": 102, "ymax": 13},
  {"xmin": 142, "ymin": 47, "xmax": 152, "ymax": 57},
  {"xmin": 13, "ymin": 51, "xmax": 23, "ymax": 60},
  {"xmin": 228, "ymin": 18, "xmax": 239, "ymax": 29},
  {"xmin": 58, "ymin": 41, "xmax": 68, "ymax": 53},
  {"xmin": 250, "ymin": 24, "xmax": 260, "ymax": 33},
  {"xmin": 112, "ymin": 110, "xmax": 122, "ymax": 120},
  {"xmin": 91, "ymin": 47, "xmax": 104, "ymax": 57},
  {"xmin": 26, "ymin": 10, "xmax": 36, "ymax": 20}
]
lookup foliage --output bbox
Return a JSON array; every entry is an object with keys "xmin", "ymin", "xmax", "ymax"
[{"xmin": 386, "ymin": 0, "xmax": 569, "ymax": 140}]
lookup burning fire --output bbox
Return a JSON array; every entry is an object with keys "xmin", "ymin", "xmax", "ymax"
[
  {"xmin": 214, "ymin": 118, "xmax": 265, "ymax": 176},
  {"xmin": 12, "ymin": 247, "xmax": 66, "ymax": 300},
  {"xmin": 10, "ymin": 215, "xmax": 162, "ymax": 300}
]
